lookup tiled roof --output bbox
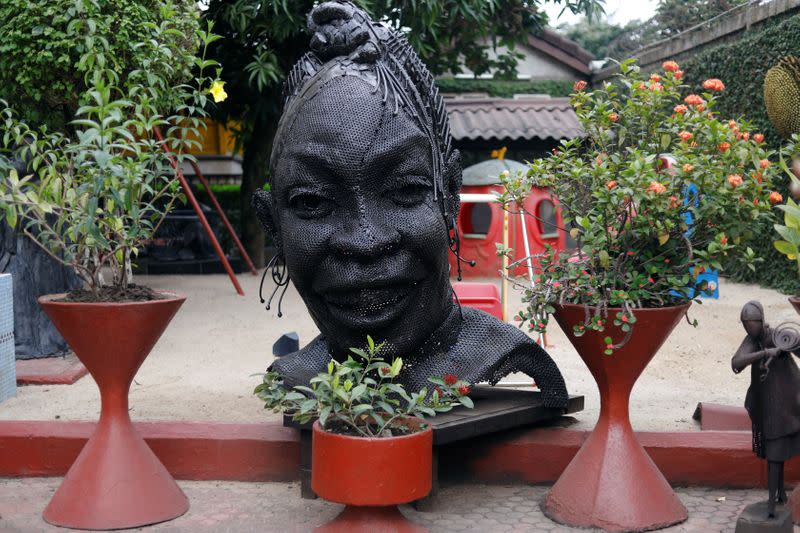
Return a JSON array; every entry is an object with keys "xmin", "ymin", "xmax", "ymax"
[
  {"xmin": 446, "ymin": 97, "xmax": 583, "ymax": 142},
  {"xmin": 529, "ymin": 29, "xmax": 594, "ymax": 75}
]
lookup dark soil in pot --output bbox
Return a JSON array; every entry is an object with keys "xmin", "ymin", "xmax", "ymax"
[{"xmin": 58, "ymin": 284, "xmax": 166, "ymax": 303}]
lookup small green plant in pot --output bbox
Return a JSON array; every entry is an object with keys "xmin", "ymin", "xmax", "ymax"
[
  {"xmin": 0, "ymin": 12, "xmax": 227, "ymax": 530},
  {"xmin": 256, "ymin": 335, "xmax": 473, "ymax": 436},
  {"xmin": 498, "ymin": 59, "xmax": 783, "ymax": 531},
  {"xmin": 256, "ymin": 336, "xmax": 472, "ymax": 529}
]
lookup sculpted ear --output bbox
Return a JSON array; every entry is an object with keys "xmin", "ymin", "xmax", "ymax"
[
  {"xmin": 444, "ymin": 148, "xmax": 462, "ymax": 219},
  {"xmin": 252, "ymin": 189, "xmax": 282, "ymax": 252}
]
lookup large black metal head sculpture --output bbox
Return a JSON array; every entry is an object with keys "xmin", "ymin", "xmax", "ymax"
[{"xmin": 253, "ymin": 1, "xmax": 568, "ymax": 408}]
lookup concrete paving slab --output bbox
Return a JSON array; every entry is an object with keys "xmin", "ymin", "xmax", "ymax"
[{"xmin": 0, "ymin": 478, "xmax": 774, "ymax": 532}]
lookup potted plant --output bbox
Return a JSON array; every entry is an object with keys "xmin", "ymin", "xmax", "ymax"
[
  {"xmin": 499, "ymin": 59, "xmax": 782, "ymax": 531},
  {"xmin": 0, "ymin": 16, "xmax": 225, "ymax": 530},
  {"xmin": 256, "ymin": 336, "xmax": 473, "ymax": 531}
]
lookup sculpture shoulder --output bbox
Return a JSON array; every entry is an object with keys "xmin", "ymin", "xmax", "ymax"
[
  {"xmin": 455, "ymin": 306, "xmax": 568, "ymax": 407},
  {"xmin": 456, "ymin": 306, "xmax": 535, "ymax": 353},
  {"xmin": 269, "ymin": 335, "xmax": 331, "ymax": 388}
]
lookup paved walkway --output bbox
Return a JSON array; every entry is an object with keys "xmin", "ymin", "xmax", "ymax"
[{"xmin": 0, "ymin": 478, "xmax": 782, "ymax": 532}]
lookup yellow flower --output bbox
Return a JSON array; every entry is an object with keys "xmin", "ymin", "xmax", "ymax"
[
  {"xmin": 490, "ymin": 146, "xmax": 507, "ymax": 161},
  {"xmin": 209, "ymin": 80, "xmax": 228, "ymax": 103}
]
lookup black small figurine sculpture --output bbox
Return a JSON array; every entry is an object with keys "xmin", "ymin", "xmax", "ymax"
[
  {"xmin": 252, "ymin": 1, "xmax": 568, "ymax": 408},
  {"xmin": 732, "ymin": 301, "xmax": 800, "ymax": 519}
]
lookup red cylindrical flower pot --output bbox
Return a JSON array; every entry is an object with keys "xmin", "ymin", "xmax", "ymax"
[
  {"xmin": 544, "ymin": 303, "xmax": 690, "ymax": 531},
  {"xmin": 39, "ymin": 293, "xmax": 189, "ymax": 530},
  {"xmin": 312, "ymin": 418, "xmax": 431, "ymax": 532}
]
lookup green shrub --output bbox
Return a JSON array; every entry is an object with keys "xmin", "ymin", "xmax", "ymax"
[
  {"xmin": 435, "ymin": 78, "xmax": 574, "ymax": 98},
  {"xmin": 0, "ymin": 0, "xmax": 199, "ymax": 131},
  {"xmin": 680, "ymin": 13, "xmax": 800, "ymax": 294}
]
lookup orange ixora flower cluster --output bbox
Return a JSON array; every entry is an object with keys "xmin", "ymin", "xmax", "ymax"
[
  {"xmin": 727, "ymin": 174, "xmax": 744, "ymax": 188},
  {"xmin": 573, "ymin": 80, "xmax": 587, "ymax": 92},
  {"xmin": 662, "ymin": 60, "xmax": 679, "ymax": 72},
  {"xmin": 684, "ymin": 94, "xmax": 704, "ymax": 107},
  {"xmin": 702, "ymin": 79, "xmax": 726, "ymax": 92}
]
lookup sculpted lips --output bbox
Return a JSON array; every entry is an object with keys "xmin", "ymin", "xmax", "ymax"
[{"xmin": 318, "ymin": 279, "xmax": 420, "ymax": 329}]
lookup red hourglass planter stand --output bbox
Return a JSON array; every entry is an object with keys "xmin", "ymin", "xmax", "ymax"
[
  {"xmin": 544, "ymin": 303, "xmax": 690, "ymax": 532},
  {"xmin": 39, "ymin": 293, "xmax": 189, "ymax": 530},
  {"xmin": 311, "ymin": 419, "xmax": 431, "ymax": 533}
]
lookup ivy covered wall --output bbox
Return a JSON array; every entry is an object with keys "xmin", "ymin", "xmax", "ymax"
[{"xmin": 680, "ymin": 13, "xmax": 800, "ymax": 294}]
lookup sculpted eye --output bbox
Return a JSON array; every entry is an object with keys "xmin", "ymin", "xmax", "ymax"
[
  {"xmin": 289, "ymin": 193, "xmax": 334, "ymax": 218},
  {"xmin": 386, "ymin": 179, "xmax": 431, "ymax": 207}
]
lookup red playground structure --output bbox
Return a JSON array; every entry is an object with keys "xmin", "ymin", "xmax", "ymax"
[{"xmin": 449, "ymin": 159, "xmax": 568, "ymax": 278}]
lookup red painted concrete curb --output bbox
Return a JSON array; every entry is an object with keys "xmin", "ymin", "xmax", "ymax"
[
  {"xmin": 0, "ymin": 421, "xmax": 796, "ymax": 488},
  {"xmin": 692, "ymin": 402, "xmax": 750, "ymax": 431},
  {"xmin": 16, "ymin": 355, "xmax": 88, "ymax": 386},
  {"xmin": 441, "ymin": 428, "xmax": 800, "ymax": 488},
  {"xmin": 0, "ymin": 421, "xmax": 300, "ymax": 481}
]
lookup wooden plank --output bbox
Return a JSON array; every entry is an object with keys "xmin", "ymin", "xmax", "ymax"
[{"xmin": 283, "ymin": 387, "xmax": 584, "ymax": 447}]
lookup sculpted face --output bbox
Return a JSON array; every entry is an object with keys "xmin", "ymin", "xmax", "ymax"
[
  {"xmin": 269, "ymin": 76, "xmax": 455, "ymax": 356},
  {"xmin": 743, "ymin": 319, "xmax": 764, "ymax": 338}
]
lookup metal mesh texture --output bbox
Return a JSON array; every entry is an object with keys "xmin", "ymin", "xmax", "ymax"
[
  {"xmin": 258, "ymin": 1, "xmax": 568, "ymax": 409},
  {"xmin": 0, "ymin": 274, "xmax": 16, "ymax": 403}
]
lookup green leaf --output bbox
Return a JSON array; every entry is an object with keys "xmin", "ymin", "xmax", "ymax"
[
  {"xmin": 350, "ymin": 384, "xmax": 367, "ymax": 399},
  {"xmin": 391, "ymin": 357, "xmax": 403, "ymax": 376},
  {"xmin": 660, "ymin": 133, "xmax": 671, "ymax": 151},
  {"xmin": 299, "ymin": 399, "xmax": 317, "ymax": 414},
  {"xmin": 774, "ymin": 240, "xmax": 798, "ymax": 258},
  {"xmin": 319, "ymin": 406, "xmax": 331, "ymax": 427},
  {"xmin": 459, "ymin": 396, "xmax": 474, "ymax": 409},
  {"xmin": 352, "ymin": 404, "xmax": 373, "ymax": 415}
]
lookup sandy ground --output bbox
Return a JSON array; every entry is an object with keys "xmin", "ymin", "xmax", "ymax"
[{"xmin": 0, "ymin": 274, "xmax": 796, "ymax": 431}]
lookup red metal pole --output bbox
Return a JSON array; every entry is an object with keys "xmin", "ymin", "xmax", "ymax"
[
  {"xmin": 188, "ymin": 158, "xmax": 258, "ymax": 276},
  {"xmin": 154, "ymin": 127, "xmax": 245, "ymax": 296}
]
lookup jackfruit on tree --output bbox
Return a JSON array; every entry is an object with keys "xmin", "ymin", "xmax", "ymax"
[{"xmin": 764, "ymin": 56, "xmax": 800, "ymax": 139}]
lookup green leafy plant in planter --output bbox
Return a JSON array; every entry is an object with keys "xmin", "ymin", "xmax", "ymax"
[
  {"xmin": 0, "ymin": 15, "xmax": 224, "ymax": 302},
  {"xmin": 499, "ymin": 59, "xmax": 783, "ymax": 352},
  {"xmin": 256, "ymin": 336, "xmax": 473, "ymax": 437},
  {"xmin": 0, "ymin": 14, "xmax": 228, "ymax": 530},
  {"xmin": 257, "ymin": 336, "xmax": 474, "ymax": 530},
  {"xmin": 498, "ymin": 59, "xmax": 790, "ymax": 531}
]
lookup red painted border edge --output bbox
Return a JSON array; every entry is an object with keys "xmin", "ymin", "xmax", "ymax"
[
  {"xmin": 0, "ymin": 421, "xmax": 300, "ymax": 481},
  {"xmin": 0, "ymin": 421, "xmax": 793, "ymax": 487}
]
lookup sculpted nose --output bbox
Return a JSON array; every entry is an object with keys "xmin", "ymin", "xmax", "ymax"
[{"xmin": 329, "ymin": 213, "xmax": 401, "ymax": 258}]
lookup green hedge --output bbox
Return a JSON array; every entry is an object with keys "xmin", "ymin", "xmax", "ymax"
[
  {"xmin": 681, "ymin": 13, "xmax": 800, "ymax": 295},
  {"xmin": 436, "ymin": 78, "xmax": 574, "ymax": 98},
  {"xmin": 682, "ymin": 13, "xmax": 800, "ymax": 150}
]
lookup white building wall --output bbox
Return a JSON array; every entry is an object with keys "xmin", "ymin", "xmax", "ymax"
[{"xmin": 450, "ymin": 43, "xmax": 582, "ymax": 80}]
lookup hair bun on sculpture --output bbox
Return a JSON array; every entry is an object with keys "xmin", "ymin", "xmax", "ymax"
[{"xmin": 308, "ymin": 1, "xmax": 380, "ymax": 64}]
